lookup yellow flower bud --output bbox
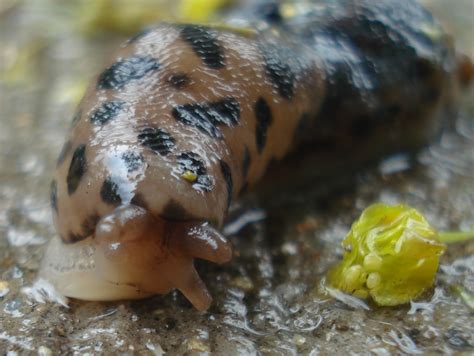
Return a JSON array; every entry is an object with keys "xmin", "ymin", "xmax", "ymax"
[{"xmin": 327, "ymin": 203, "xmax": 446, "ymax": 306}]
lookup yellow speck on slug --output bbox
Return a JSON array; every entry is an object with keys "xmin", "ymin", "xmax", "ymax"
[
  {"xmin": 181, "ymin": 170, "xmax": 198, "ymax": 183},
  {"xmin": 327, "ymin": 203, "xmax": 446, "ymax": 306}
]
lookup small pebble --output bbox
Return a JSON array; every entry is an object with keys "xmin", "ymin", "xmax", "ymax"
[
  {"xmin": 187, "ymin": 337, "xmax": 210, "ymax": 352},
  {"xmin": 231, "ymin": 276, "xmax": 254, "ymax": 291},
  {"xmin": 293, "ymin": 334, "xmax": 306, "ymax": 346},
  {"xmin": 0, "ymin": 280, "xmax": 10, "ymax": 297},
  {"xmin": 37, "ymin": 346, "xmax": 52, "ymax": 356}
]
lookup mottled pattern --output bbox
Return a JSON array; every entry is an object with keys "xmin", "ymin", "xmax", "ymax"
[
  {"xmin": 254, "ymin": 97, "xmax": 273, "ymax": 152},
  {"xmin": 66, "ymin": 145, "xmax": 87, "ymax": 195},
  {"xmin": 45, "ymin": 0, "xmax": 461, "ymax": 318},
  {"xmin": 67, "ymin": 232, "xmax": 85, "ymax": 244},
  {"xmin": 100, "ymin": 177, "xmax": 122, "ymax": 206},
  {"xmin": 176, "ymin": 152, "xmax": 214, "ymax": 191},
  {"xmin": 138, "ymin": 127, "xmax": 176, "ymax": 156},
  {"xmin": 219, "ymin": 160, "xmax": 233, "ymax": 209},
  {"xmin": 172, "ymin": 98, "xmax": 240, "ymax": 138},
  {"xmin": 161, "ymin": 199, "xmax": 195, "ymax": 220},
  {"xmin": 121, "ymin": 150, "xmax": 144, "ymax": 173},
  {"xmin": 50, "ymin": 180, "xmax": 58, "ymax": 213},
  {"xmin": 128, "ymin": 27, "xmax": 154, "ymax": 43},
  {"xmin": 168, "ymin": 73, "xmax": 190, "ymax": 89},
  {"xmin": 261, "ymin": 43, "xmax": 295, "ymax": 99},
  {"xmin": 97, "ymin": 56, "xmax": 160, "ymax": 90},
  {"xmin": 177, "ymin": 152, "xmax": 207, "ymax": 176},
  {"xmin": 180, "ymin": 25, "xmax": 225, "ymax": 69},
  {"xmin": 81, "ymin": 214, "xmax": 100, "ymax": 238},
  {"xmin": 90, "ymin": 100, "xmax": 125, "ymax": 125}
]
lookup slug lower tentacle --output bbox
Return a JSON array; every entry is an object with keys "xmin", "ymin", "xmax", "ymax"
[{"xmin": 41, "ymin": 0, "xmax": 466, "ymax": 310}]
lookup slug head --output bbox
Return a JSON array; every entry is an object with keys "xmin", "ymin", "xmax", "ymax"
[{"xmin": 42, "ymin": 204, "xmax": 232, "ymax": 311}]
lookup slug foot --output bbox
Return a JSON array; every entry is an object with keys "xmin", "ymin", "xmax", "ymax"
[{"xmin": 94, "ymin": 205, "xmax": 232, "ymax": 311}]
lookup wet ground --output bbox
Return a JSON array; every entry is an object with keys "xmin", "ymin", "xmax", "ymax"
[{"xmin": 1, "ymin": 1, "xmax": 473, "ymax": 354}]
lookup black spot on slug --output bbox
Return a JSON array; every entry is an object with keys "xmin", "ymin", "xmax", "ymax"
[
  {"xmin": 168, "ymin": 73, "xmax": 190, "ymax": 89},
  {"xmin": 177, "ymin": 152, "xmax": 207, "ymax": 176},
  {"xmin": 67, "ymin": 145, "xmax": 87, "ymax": 195},
  {"xmin": 242, "ymin": 146, "xmax": 251, "ymax": 178},
  {"xmin": 161, "ymin": 199, "xmax": 196, "ymax": 220},
  {"xmin": 261, "ymin": 44, "xmax": 295, "ymax": 99},
  {"xmin": 57, "ymin": 140, "xmax": 72, "ymax": 167},
  {"xmin": 67, "ymin": 232, "xmax": 85, "ymax": 244},
  {"xmin": 121, "ymin": 150, "xmax": 144, "ymax": 173},
  {"xmin": 90, "ymin": 100, "xmax": 125, "ymax": 125},
  {"xmin": 50, "ymin": 180, "xmax": 58, "ymax": 213},
  {"xmin": 177, "ymin": 152, "xmax": 214, "ymax": 191},
  {"xmin": 294, "ymin": 112, "xmax": 311, "ymax": 142},
  {"xmin": 219, "ymin": 160, "xmax": 233, "ymax": 209},
  {"xmin": 81, "ymin": 214, "xmax": 100, "ymax": 237},
  {"xmin": 97, "ymin": 56, "xmax": 160, "ymax": 90},
  {"xmin": 138, "ymin": 127, "xmax": 176, "ymax": 156},
  {"xmin": 100, "ymin": 177, "xmax": 122, "ymax": 206},
  {"xmin": 172, "ymin": 97, "xmax": 240, "ymax": 138},
  {"xmin": 128, "ymin": 27, "xmax": 154, "ymax": 43},
  {"xmin": 254, "ymin": 97, "xmax": 273, "ymax": 152},
  {"xmin": 180, "ymin": 25, "xmax": 225, "ymax": 69}
]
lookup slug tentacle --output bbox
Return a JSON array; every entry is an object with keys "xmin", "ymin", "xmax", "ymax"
[{"xmin": 92, "ymin": 205, "xmax": 231, "ymax": 310}]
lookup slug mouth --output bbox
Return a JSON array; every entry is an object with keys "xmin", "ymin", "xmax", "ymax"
[{"xmin": 93, "ymin": 205, "xmax": 232, "ymax": 311}]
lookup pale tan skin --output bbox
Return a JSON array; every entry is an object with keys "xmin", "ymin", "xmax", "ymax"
[{"xmin": 41, "ymin": 25, "xmax": 324, "ymax": 310}]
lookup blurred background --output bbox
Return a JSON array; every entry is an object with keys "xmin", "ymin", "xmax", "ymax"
[{"xmin": 0, "ymin": 0, "xmax": 473, "ymax": 354}]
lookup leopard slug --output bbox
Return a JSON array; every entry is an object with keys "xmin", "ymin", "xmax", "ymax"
[{"xmin": 41, "ymin": 0, "xmax": 467, "ymax": 310}]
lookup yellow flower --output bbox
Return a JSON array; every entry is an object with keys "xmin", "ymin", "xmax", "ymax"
[{"xmin": 327, "ymin": 203, "xmax": 446, "ymax": 306}]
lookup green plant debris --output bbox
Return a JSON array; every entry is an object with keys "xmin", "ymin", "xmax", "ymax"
[
  {"xmin": 450, "ymin": 284, "xmax": 474, "ymax": 312},
  {"xmin": 438, "ymin": 230, "xmax": 474, "ymax": 244},
  {"xmin": 327, "ymin": 203, "xmax": 446, "ymax": 306}
]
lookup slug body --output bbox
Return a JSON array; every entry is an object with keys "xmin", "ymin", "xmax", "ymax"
[{"xmin": 41, "ymin": 0, "xmax": 461, "ymax": 310}]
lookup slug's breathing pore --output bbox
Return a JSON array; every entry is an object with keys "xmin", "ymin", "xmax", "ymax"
[{"xmin": 41, "ymin": 0, "xmax": 464, "ymax": 310}]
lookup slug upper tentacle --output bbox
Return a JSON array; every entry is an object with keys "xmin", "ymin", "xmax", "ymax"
[{"xmin": 41, "ymin": 0, "xmax": 465, "ymax": 310}]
